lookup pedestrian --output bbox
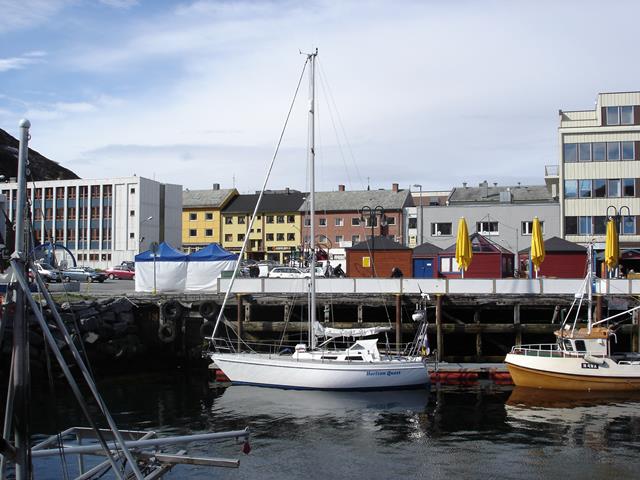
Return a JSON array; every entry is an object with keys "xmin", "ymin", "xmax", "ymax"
[
  {"xmin": 324, "ymin": 263, "xmax": 334, "ymax": 277},
  {"xmin": 390, "ymin": 266, "xmax": 403, "ymax": 278},
  {"xmin": 333, "ymin": 264, "xmax": 345, "ymax": 277}
]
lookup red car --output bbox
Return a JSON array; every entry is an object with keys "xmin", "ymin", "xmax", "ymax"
[{"xmin": 105, "ymin": 265, "xmax": 135, "ymax": 280}]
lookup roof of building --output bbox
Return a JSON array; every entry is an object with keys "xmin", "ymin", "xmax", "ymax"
[
  {"xmin": 449, "ymin": 184, "xmax": 555, "ymax": 204},
  {"xmin": 519, "ymin": 236, "xmax": 587, "ymax": 253},
  {"xmin": 223, "ymin": 191, "xmax": 306, "ymax": 214},
  {"xmin": 183, "ymin": 188, "xmax": 237, "ymax": 208},
  {"xmin": 413, "ymin": 241, "xmax": 444, "ymax": 256},
  {"xmin": 347, "ymin": 235, "xmax": 410, "ymax": 251},
  {"xmin": 443, "ymin": 233, "xmax": 513, "ymax": 255},
  {"xmin": 300, "ymin": 189, "xmax": 413, "ymax": 212}
]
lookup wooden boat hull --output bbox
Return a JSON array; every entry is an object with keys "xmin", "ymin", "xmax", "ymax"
[
  {"xmin": 505, "ymin": 353, "xmax": 640, "ymax": 391},
  {"xmin": 211, "ymin": 353, "xmax": 429, "ymax": 390}
]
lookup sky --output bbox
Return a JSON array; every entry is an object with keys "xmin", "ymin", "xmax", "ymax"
[{"xmin": 1, "ymin": 0, "xmax": 639, "ymax": 194}]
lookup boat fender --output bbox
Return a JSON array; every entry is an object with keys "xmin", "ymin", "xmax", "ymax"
[
  {"xmin": 162, "ymin": 300, "xmax": 184, "ymax": 321},
  {"xmin": 158, "ymin": 321, "xmax": 176, "ymax": 343},
  {"xmin": 198, "ymin": 301, "xmax": 218, "ymax": 320},
  {"xmin": 584, "ymin": 354, "xmax": 606, "ymax": 366},
  {"xmin": 200, "ymin": 320, "xmax": 214, "ymax": 338}
]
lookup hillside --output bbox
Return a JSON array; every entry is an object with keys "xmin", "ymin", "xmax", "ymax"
[{"xmin": 0, "ymin": 128, "xmax": 80, "ymax": 181}]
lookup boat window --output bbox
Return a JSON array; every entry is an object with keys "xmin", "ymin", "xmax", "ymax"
[
  {"xmin": 574, "ymin": 340, "xmax": 586, "ymax": 352},
  {"xmin": 350, "ymin": 344, "xmax": 365, "ymax": 350},
  {"xmin": 563, "ymin": 340, "xmax": 573, "ymax": 351},
  {"xmin": 345, "ymin": 356, "xmax": 363, "ymax": 361},
  {"xmin": 321, "ymin": 356, "xmax": 337, "ymax": 360}
]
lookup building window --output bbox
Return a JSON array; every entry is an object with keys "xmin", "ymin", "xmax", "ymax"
[
  {"xmin": 45, "ymin": 208, "xmax": 52, "ymax": 220},
  {"xmin": 35, "ymin": 189, "xmax": 42, "ymax": 200},
  {"xmin": 91, "ymin": 206, "xmax": 100, "ymax": 219},
  {"xmin": 607, "ymin": 142, "xmax": 620, "ymax": 161},
  {"xmin": 564, "ymin": 143, "xmax": 577, "ymax": 163},
  {"xmin": 130, "ymin": 210, "xmax": 135, "ymax": 216},
  {"xmin": 205, "ymin": 212, "xmax": 213, "ymax": 220},
  {"xmin": 335, "ymin": 235, "xmax": 343, "ymax": 244},
  {"xmin": 304, "ymin": 217, "xmax": 311, "ymax": 227},
  {"xmin": 266, "ymin": 233, "xmax": 274, "ymax": 241},
  {"xmin": 593, "ymin": 142, "xmax": 606, "ymax": 161},
  {"xmin": 431, "ymin": 222, "xmax": 452, "ymax": 236},
  {"xmin": 564, "ymin": 180, "xmax": 578, "ymax": 198},
  {"xmin": 276, "ymin": 233, "xmax": 285, "ymax": 241},
  {"xmin": 352, "ymin": 235, "xmax": 360, "ymax": 244},
  {"xmin": 91, "ymin": 186, "xmax": 100, "ymax": 198},
  {"xmin": 287, "ymin": 215, "xmax": 295, "ymax": 223},
  {"xmin": 189, "ymin": 229, "xmax": 197, "ymax": 237},
  {"xmin": 386, "ymin": 217, "xmax": 396, "ymax": 226},
  {"xmin": 205, "ymin": 229, "xmax": 213, "ymax": 236},
  {"xmin": 130, "ymin": 187, "xmax": 136, "ymax": 194},
  {"xmin": 225, "ymin": 216, "xmax": 233, "ymax": 224},
  {"xmin": 266, "ymin": 215, "xmax": 274, "ymax": 224},
  {"xmin": 623, "ymin": 178, "xmax": 635, "ymax": 197},
  {"xmin": 103, "ymin": 185, "xmax": 112, "ymax": 197},
  {"xmin": 237, "ymin": 216, "xmax": 245, "ymax": 224},
  {"xmin": 594, "ymin": 179, "xmax": 606, "ymax": 197},
  {"xmin": 578, "ymin": 216, "xmax": 592, "ymax": 235},
  {"xmin": 608, "ymin": 179, "xmax": 621, "ymax": 197},
  {"xmin": 521, "ymin": 221, "xmax": 544, "ymax": 235},
  {"xmin": 224, "ymin": 234, "xmax": 232, "ymax": 242},
  {"xmin": 408, "ymin": 217, "xmax": 417, "ymax": 229},
  {"xmin": 606, "ymin": 106, "xmax": 620, "ymax": 125},
  {"xmin": 565, "ymin": 216, "xmax": 578, "ymax": 235},
  {"xmin": 593, "ymin": 216, "xmax": 607, "ymax": 235},
  {"xmin": 45, "ymin": 188, "xmax": 53, "ymax": 200},
  {"xmin": 67, "ymin": 187, "xmax": 76, "ymax": 199},
  {"xmin": 276, "ymin": 215, "xmax": 285, "ymax": 224},
  {"xmin": 335, "ymin": 217, "xmax": 344, "ymax": 227},
  {"xmin": 440, "ymin": 257, "xmax": 460, "ymax": 273},
  {"xmin": 351, "ymin": 217, "xmax": 360, "ymax": 226},
  {"xmin": 56, "ymin": 188, "xmax": 65, "ymax": 199},
  {"xmin": 622, "ymin": 141, "xmax": 635, "ymax": 160},
  {"xmin": 477, "ymin": 221, "xmax": 499, "ymax": 235},
  {"xmin": 189, "ymin": 212, "xmax": 197, "ymax": 221},
  {"xmin": 623, "ymin": 216, "xmax": 636, "ymax": 235},
  {"xmin": 578, "ymin": 143, "xmax": 591, "ymax": 162},
  {"xmin": 622, "ymin": 106, "xmax": 634, "ymax": 125},
  {"xmin": 287, "ymin": 233, "xmax": 295, "ymax": 241},
  {"xmin": 579, "ymin": 179, "xmax": 592, "ymax": 198},
  {"xmin": 237, "ymin": 234, "xmax": 245, "ymax": 241},
  {"xmin": 129, "ymin": 232, "xmax": 135, "ymax": 238},
  {"xmin": 319, "ymin": 218, "xmax": 327, "ymax": 227}
]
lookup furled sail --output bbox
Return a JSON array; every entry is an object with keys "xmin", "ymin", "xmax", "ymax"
[{"xmin": 313, "ymin": 321, "xmax": 391, "ymax": 339}]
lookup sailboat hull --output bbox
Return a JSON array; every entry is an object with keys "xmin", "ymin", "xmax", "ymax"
[
  {"xmin": 505, "ymin": 353, "xmax": 640, "ymax": 391},
  {"xmin": 211, "ymin": 353, "xmax": 429, "ymax": 390}
]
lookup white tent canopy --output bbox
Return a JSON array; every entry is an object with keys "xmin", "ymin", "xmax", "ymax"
[
  {"xmin": 135, "ymin": 242, "xmax": 188, "ymax": 293},
  {"xmin": 186, "ymin": 244, "xmax": 238, "ymax": 292}
]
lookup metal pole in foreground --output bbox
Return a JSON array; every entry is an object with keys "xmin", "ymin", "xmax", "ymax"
[{"xmin": 12, "ymin": 119, "xmax": 31, "ymax": 480}]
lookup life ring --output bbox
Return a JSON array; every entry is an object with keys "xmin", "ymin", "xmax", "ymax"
[
  {"xmin": 162, "ymin": 300, "xmax": 184, "ymax": 321},
  {"xmin": 198, "ymin": 301, "xmax": 218, "ymax": 320},
  {"xmin": 158, "ymin": 321, "xmax": 176, "ymax": 343},
  {"xmin": 200, "ymin": 320, "xmax": 215, "ymax": 338}
]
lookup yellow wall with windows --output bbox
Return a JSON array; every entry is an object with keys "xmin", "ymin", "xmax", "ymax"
[{"xmin": 182, "ymin": 208, "xmax": 222, "ymax": 251}]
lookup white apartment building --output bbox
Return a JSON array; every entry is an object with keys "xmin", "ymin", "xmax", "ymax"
[
  {"xmin": 559, "ymin": 92, "xmax": 640, "ymax": 246},
  {"xmin": 1, "ymin": 176, "xmax": 182, "ymax": 268},
  {"xmin": 405, "ymin": 190, "xmax": 451, "ymax": 247}
]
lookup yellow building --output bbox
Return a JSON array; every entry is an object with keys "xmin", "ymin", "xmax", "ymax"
[
  {"xmin": 182, "ymin": 185, "xmax": 237, "ymax": 253},
  {"xmin": 221, "ymin": 190, "xmax": 306, "ymax": 263}
]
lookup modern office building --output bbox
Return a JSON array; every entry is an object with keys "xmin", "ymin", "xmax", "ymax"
[
  {"xmin": 182, "ymin": 184, "xmax": 237, "ymax": 253},
  {"xmin": 406, "ymin": 189, "xmax": 450, "ymax": 247},
  {"xmin": 1, "ymin": 176, "xmax": 182, "ymax": 268},
  {"xmin": 558, "ymin": 91, "xmax": 640, "ymax": 248}
]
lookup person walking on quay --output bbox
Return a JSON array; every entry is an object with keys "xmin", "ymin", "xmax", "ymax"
[{"xmin": 390, "ymin": 266, "xmax": 403, "ymax": 278}]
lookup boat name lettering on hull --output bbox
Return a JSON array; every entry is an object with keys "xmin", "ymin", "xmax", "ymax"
[
  {"xmin": 366, "ymin": 370, "xmax": 401, "ymax": 377},
  {"xmin": 581, "ymin": 363, "xmax": 599, "ymax": 369}
]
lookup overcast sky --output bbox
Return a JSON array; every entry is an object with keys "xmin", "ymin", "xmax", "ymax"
[{"xmin": 0, "ymin": 0, "xmax": 638, "ymax": 194}]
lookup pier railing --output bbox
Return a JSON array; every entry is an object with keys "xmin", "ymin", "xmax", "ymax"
[{"xmin": 216, "ymin": 278, "xmax": 637, "ymax": 295}]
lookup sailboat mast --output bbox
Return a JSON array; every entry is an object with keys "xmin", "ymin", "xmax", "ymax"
[
  {"xmin": 308, "ymin": 49, "xmax": 317, "ymax": 350},
  {"xmin": 587, "ymin": 243, "xmax": 593, "ymax": 332}
]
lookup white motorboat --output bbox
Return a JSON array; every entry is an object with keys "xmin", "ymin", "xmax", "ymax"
[{"xmin": 207, "ymin": 50, "xmax": 430, "ymax": 390}]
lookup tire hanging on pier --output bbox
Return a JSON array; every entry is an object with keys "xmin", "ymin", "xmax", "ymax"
[
  {"xmin": 198, "ymin": 301, "xmax": 218, "ymax": 320},
  {"xmin": 162, "ymin": 300, "xmax": 184, "ymax": 321}
]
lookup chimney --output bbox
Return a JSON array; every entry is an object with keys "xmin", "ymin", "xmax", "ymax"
[
  {"xmin": 212, "ymin": 183, "xmax": 220, "ymax": 190},
  {"xmin": 392, "ymin": 183, "xmax": 399, "ymax": 192},
  {"xmin": 493, "ymin": 182, "xmax": 498, "ymax": 187},
  {"xmin": 338, "ymin": 184, "xmax": 345, "ymax": 192},
  {"xmin": 463, "ymin": 182, "xmax": 467, "ymax": 188},
  {"xmin": 286, "ymin": 187, "xmax": 290, "ymax": 194}
]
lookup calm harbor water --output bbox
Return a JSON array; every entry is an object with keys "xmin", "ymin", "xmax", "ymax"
[{"xmin": 27, "ymin": 370, "xmax": 640, "ymax": 479}]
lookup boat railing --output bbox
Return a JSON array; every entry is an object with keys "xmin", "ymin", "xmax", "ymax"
[{"xmin": 510, "ymin": 344, "xmax": 582, "ymax": 358}]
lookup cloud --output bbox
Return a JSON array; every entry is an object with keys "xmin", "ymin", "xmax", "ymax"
[
  {"xmin": 0, "ymin": 0, "xmax": 74, "ymax": 33},
  {"xmin": 99, "ymin": 0, "xmax": 139, "ymax": 8},
  {"xmin": 0, "ymin": 51, "xmax": 46, "ymax": 72}
]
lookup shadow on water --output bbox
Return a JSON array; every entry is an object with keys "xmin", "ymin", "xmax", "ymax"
[{"xmin": 23, "ymin": 373, "xmax": 640, "ymax": 479}]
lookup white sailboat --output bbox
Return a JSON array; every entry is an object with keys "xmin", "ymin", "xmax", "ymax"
[
  {"xmin": 207, "ymin": 50, "xmax": 430, "ymax": 390},
  {"xmin": 505, "ymin": 244, "xmax": 640, "ymax": 391}
]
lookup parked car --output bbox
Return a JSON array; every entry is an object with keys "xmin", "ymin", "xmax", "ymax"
[
  {"xmin": 31, "ymin": 263, "xmax": 62, "ymax": 283},
  {"xmin": 105, "ymin": 265, "xmax": 135, "ymax": 280},
  {"xmin": 62, "ymin": 267, "xmax": 107, "ymax": 283},
  {"xmin": 268, "ymin": 267, "xmax": 306, "ymax": 279},
  {"xmin": 120, "ymin": 260, "xmax": 135, "ymax": 270}
]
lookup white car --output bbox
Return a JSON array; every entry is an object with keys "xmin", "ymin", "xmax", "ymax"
[{"xmin": 268, "ymin": 267, "xmax": 306, "ymax": 279}]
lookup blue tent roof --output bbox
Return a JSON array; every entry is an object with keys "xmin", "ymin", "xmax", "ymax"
[
  {"xmin": 187, "ymin": 243, "xmax": 238, "ymax": 261},
  {"xmin": 135, "ymin": 242, "xmax": 188, "ymax": 262}
]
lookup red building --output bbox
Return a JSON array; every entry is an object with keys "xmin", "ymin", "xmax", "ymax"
[
  {"xmin": 301, "ymin": 183, "xmax": 413, "ymax": 249},
  {"xmin": 346, "ymin": 236, "xmax": 412, "ymax": 278},
  {"xmin": 519, "ymin": 236, "xmax": 586, "ymax": 278},
  {"xmin": 438, "ymin": 233, "xmax": 514, "ymax": 278}
]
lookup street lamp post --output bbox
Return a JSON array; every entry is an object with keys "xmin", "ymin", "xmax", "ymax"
[
  {"xmin": 139, "ymin": 216, "xmax": 153, "ymax": 252},
  {"xmin": 359, "ymin": 205, "xmax": 386, "ymax": 278},
  {"xmin": 413, "ymin": 184, "xmax": 423, "ymax": 245}
]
